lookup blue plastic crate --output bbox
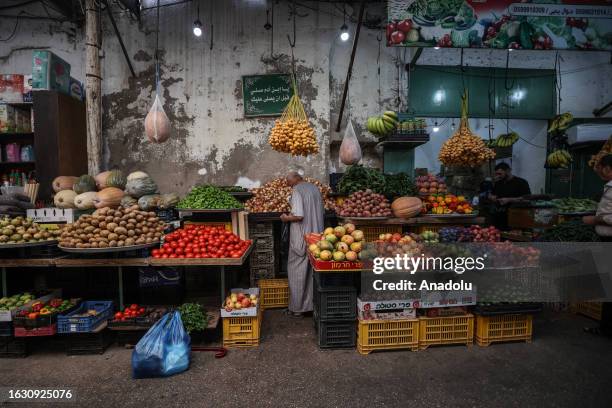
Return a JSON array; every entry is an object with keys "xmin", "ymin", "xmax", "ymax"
[{"xmin": 57, "ymin": 301, "xmax": 114, "ymax": 333}]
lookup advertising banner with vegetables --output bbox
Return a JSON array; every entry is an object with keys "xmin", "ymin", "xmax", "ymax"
[{"xmin": 387, "ymin": 0, "xmax": 612, "ymax": 50}]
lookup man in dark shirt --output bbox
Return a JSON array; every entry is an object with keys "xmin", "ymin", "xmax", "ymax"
[{"xmin": 490, "ymin": 162, "xmax": 531, "ymax": 205}]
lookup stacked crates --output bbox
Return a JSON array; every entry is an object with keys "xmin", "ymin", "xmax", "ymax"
[
  {"xmin": 313, "ymin": 272, "xmax": 357, "ymax": 348},
  {"xmin": 249, "ymin": 223, "xmax": 275, "ymax": 285}
]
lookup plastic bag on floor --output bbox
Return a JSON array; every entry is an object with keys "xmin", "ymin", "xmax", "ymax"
[
  {"xmin": 144, "ymin": 94, "xmax": 171, "ymax": 143},
  {"xmin": 339, "ymin": 121, "xmax": 361, "ymax": 165},
  {"xmin": 132, "ymin": 311, "xmax": 191, "ymax": 379}
]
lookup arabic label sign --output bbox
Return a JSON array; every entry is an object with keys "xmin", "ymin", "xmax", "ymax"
[
  {"xmin": 242, "ymin": 74, "xmax": 293, "ymax": 117},
  {"xmin": 387, "ymin": 0, "xmax": 612, "ymax": 50}
]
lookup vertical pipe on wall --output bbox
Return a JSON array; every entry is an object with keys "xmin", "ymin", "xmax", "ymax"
[{"xmin": 85, "ymin": 0, "xmax": 102, "ymax": 175}]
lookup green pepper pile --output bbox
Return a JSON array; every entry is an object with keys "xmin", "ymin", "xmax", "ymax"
[
  {"xmin": 383, "ymin": 173, "xmax": 416, "ymax": 198},
  {"xmin": 177, "ymin": 185, "xmax": 244, "ymax": 209}
]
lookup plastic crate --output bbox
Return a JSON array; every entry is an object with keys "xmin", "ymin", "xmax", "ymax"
[
  {"xmin": 250, "ymin": 249, "xmax": 274, "ymax": 267},
  {"xmin": 314, "ymin": 274, "xmax": 357, "ymax": 320},
  {"xmin": 313, "ymin": 311, "xmax": 355, "ymax": 349},
  {"xmin": 64, "ymin": 328, "xmax": 114, "ymax": 355},
  {"xmin": 252, "ymin": 235, "xmax": 274, "ymax": 250},
  {"xmin": 14, "ymin": 324, "xmax": 56, "ymax": 337},
  {"xmin": 572, "ymin": 302, "xmax": 602, "ymax": 321},
  {"xmin": 475, "ymin": 314, "xmax": 533, "ymax": 347},
  {"xmin": 0, "ymin": 336, "xmax": 27, "ymax": 358},
  {"xmin": 418, "ymin": 314, "xmax": 474, "ymax": 350},
  {"xmin": 0, "ymin": 322, "xmax": 12, "ymax": 337},
  {"xmin": 357, "ymin": 319, "xmax": 419, "ymax": 355},
  {"xmin": 250, "ymin": 265, "xmax": 275, "ymax": 286},
  {"xmin": 360, "ymin": 225, "xmax": 403, "ymax": 242},
  {"xmin": 315, "ymin": 272, "xmax": 356, "ymax": 288},
  {"xmin": 222, "ymin": 308, "xmax": 262, "ymax": 348},
  {"xmin": 258, "ymin": 279, "xmax": 289, "ymax": 310},
  {"xmin": 57, "ymin": 301, "xmax": 114, "ymax": 333},
  {"xmin": 249, "ymin": 222, "xmax": 274, "ymax": 237}
]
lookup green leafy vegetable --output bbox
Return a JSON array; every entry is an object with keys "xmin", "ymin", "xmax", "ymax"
[
  {"xmin": 337, "ymin": 165, "xmax": 386, "ymax": 195},
  {"xmin": 383, "ymin": 173, "xmax": 416, "ymax": 198},
  {"xmin": 178, "ymin": 303, "xmax": 208, "ymax": 333}
]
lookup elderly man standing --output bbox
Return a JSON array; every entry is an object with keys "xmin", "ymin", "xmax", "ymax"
[{"xmin": 280, "ymin": 172, "xmax": 324, "ymax": 318}]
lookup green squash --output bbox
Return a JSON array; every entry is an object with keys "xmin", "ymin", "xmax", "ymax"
[
  {"xmin": 125, "ymin": 175, "xmax": 158, "ymax": 198},
  {"xmin": 106, "ymin": 169, "xmax": 127, "ymax": 190},
  {"xmin": 73, "ymin": 175, "xmax": 97, "ymax": 194}
]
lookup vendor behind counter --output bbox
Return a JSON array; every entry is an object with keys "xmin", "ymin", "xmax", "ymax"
[{"xmin": 485, "ymin": 162, "xmax": 532, "ymax": 229}]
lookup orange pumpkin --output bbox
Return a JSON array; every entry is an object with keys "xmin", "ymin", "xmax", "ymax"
[{"xmin": 391, "ymin": 197, "xmax": 423, "ymax": 219}]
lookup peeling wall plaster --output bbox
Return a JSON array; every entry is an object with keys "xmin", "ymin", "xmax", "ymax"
[{"xmin": 0, "ymin": 1, "xmax": 610, "ymax": 196}]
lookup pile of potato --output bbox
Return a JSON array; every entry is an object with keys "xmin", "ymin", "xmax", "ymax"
[
  {"xmin": 269, "ymin": 119, "xmax": 319, "ymax": 156},
  {"xmin": 245, "ymin": 177, "xmax": 335, "ymax": 213},
  {"xmin": 59, "ymin": 205, "xmax": 165, "ymax": 249}
]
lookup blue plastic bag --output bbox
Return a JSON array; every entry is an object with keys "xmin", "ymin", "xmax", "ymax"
[{"xmin": 131, "ymin": 311, "xmax": 191, "ymax": 379}]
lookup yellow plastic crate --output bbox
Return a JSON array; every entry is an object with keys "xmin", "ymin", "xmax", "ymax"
[
  {"xmin": 222, "ymin": 308, "xmax": 262, "ymax": 348},
  {"xmin": 412, "ymin": 225, "xmax": 444, "ymax": 234},
  {"xmin": 418, "ymin": 314, "xmax": 474, "ymax": 350},
  {"xmin": 572, "ymin": 302, "xmax": 603, "ymax": 321},
  {"xmin": 258, "ymin": 279, "xmax": 289, "ymax": 310},
  {"xmin": 357, "ymin": 319, "xmax": 419, "ymax": 355},
  {"xmin": 360, "ymin": 225, "xmax": 403, "ymax": 242},
  {"xmin": 475, "ymin": 314, "xmax": 532, "ymax": 347}
]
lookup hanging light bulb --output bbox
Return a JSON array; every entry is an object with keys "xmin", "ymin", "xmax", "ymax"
[
  {"xmin": 339, "ymin": 3, "xmax": 350, "ymax": 41},
  {"xmin": 340, "ymin": 24, "xmax": 350, "ymax": 41},
  {"xmin": 432, "ymin": 121, "xmax": 440, "ymax": 133},
  {"xmin": 193, "ymin": 4, "xmax": 203, "ymax": 37}
]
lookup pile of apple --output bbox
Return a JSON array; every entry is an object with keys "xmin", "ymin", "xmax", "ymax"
[
  {"xmin": 309, "ymin": 223, "xmax": 364, "ymax": 262},
  {"xmin": 416, "ymin": 174, "xmax": 447, "ymax": 195},
  {"xmin": 224, "ymin": 291, "xmax": 258, "ymax": 312},
  {"xmin": 375, "ymin": 232, "xmax": 421, "ymax": 257}
]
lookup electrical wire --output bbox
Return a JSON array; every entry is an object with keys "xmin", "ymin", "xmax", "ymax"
[{"xmin": 0, "ymin": 16, "xmax": 19, "ymax": 41}]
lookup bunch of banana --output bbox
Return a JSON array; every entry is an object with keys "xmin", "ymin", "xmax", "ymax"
[
  {"xmin": 546, "ymin": 149, "xmax": 572, "ymax": 168},
  {"xmin": 495, "ymin": 132, "xmax": 519, "ymax": 147},
  {"xmin": 366, "ymin": 111, "xmax": 398, "ymax": 138},
  {"xmin": 548, "ymin": 112, "xmax": 573, "ymax": 133}
]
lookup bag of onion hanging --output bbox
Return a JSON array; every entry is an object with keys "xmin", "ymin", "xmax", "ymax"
[{"xmin": 268, "ymin": 78, "xmax": 319, "ymax": 156}]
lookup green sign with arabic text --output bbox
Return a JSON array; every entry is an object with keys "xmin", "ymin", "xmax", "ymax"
[{"xmin": 242, "ymin": 74, "xmax": 293, "ymax": 117}]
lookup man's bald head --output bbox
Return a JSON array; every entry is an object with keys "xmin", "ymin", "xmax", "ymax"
[{"xmin": 286, "ymin": 171, "xmax": 303, "ymax": 187}]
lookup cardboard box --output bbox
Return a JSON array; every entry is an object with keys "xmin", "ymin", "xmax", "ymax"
[
  {"xmin": 220, "ymin": 288, "xmax": 259, "ymax": 317},
  {"xmin": 32, "ymin": 50, "xmax": 71, "ymax": 94},
  {"xmin": 26, "ymin": 208, "xmax": 93, "ymax": 223},
  {"xmin": 0, "ymin": 74, "xmax": 24, "ymax": 103},
  {"xmin": 418, "ymin": 288, "xmax": 477, "ymax": 308}
]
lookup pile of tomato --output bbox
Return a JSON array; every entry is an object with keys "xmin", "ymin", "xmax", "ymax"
[
  {"xmin": 114, "ymin": 303, "xmax": 145, "ymax": 321},
  {"xmin": 151, "ymin": 225, "xmax": 252, "ymax": 259}
]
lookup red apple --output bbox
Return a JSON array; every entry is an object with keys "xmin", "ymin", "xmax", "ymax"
[
  {"xmin": 390, "ymin": 31, "xmax": 406, "ymax": 45},
  {"xmin": 397, "ymin": 19, "xmax": 412, "ymax": 33},
  {"xmin": 386, "ymin": 23, "xmax": 396, "ymax": 41}
]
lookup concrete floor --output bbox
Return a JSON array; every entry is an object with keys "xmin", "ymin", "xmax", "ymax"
[{"xmin": 1, "ymin": 311, "xmax": 611, "ymax": 407}]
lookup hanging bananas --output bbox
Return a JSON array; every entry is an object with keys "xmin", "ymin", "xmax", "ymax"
[
  {"xmin": 546, "ymin": 149, "xmax": 572, "ymax": 169},
  {"xmin": 366, "ymin": 111, "xmax": 398, "ymax": 138},
  {"xmin": 494, "ymin": 132, "xmax": 519, "ymax": 148},
  {"xmin": 548, "ymin": 112, "xmax": 573, "ymax": 133}
]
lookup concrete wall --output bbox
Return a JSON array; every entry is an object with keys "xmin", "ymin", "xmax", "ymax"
[{"xmin": 1, "ymin": 0, "xmax": 610, "ymax": 196}]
